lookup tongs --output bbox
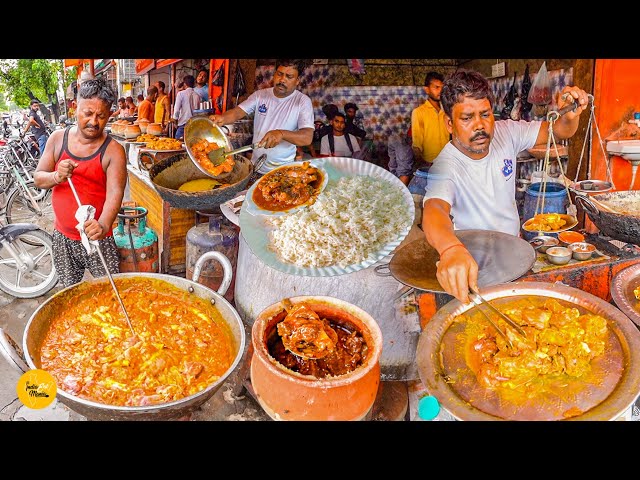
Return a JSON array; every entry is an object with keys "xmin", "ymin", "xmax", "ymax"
[{"xmin": 468, "ymin": 288, "xmax": 526, "ymax": 348}]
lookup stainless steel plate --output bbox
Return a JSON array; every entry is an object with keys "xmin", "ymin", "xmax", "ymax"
[
  {"xmin": 416, "ymin": 281, "xmax": 640, "ymax": 420},
  {"xmin": 389, "ymin": 230, "xmax": 536, "ymax": 293},
  {"xmin": 611, "ymin": 263, "xmax": 640, "ymax": 327},
  {"xmin": 569, "ymin": 179, "xmax": 613, "ymax": 194}
]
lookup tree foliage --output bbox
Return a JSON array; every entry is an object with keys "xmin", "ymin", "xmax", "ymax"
[{"xmin": 0, "ymin": 59, "xmax": 62, "ymax": 119}]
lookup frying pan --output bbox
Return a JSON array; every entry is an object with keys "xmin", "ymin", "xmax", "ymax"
[{"xmin": 375, "ymin": 230, "xmax": 536, "ymax": 294}]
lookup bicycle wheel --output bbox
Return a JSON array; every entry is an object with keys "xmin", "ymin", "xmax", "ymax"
[
  {"xmin": 0, "ymin": 228, "xmax": 58, "ymax": 298},
  {"xmin": 5, "ymin": 184, "xmax": 54, "ymax": 244}
]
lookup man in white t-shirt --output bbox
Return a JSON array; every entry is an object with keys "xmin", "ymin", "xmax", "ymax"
[
  {"xmin": 209, "ymin": 59, "xmax": 314, "ymax": 174},
  {"xmin": 319, "ymin": 112, "xmax": 361, "ymax": 157},
  {"xmin": 422, "ymin": 69, "xmax": 589, "ymax": 304}
]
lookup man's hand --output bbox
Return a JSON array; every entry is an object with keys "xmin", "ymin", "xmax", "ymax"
[
  {"xmin": 257, "ymin": 129, "xmax": 284, "ymax": 149},
  {"xmin": 56, "ymin": 159, "xmax": 79, "ymax": 181},
  {"xmin": 208, "ymin": 114, "xmax": 224, "ymax": 126},
  {"xmin": 83, "ymin": 218, "xmax": 105, "ymax": 241},
  {"xmin": 557, "ymin": 86, "xmax": 589, "ymax": 120},
  {"xmin": 435, "ymin": 244, "xmax": 478, "ymax": 304}
]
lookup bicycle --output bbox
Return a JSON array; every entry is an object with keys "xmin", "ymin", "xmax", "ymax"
[
  {"xmin": 0, "ymin": 149, "xmax": 54, "ymax": 242},
  {"xmin": 0, "ymin": 220, "xmax": 58, "ymax": 298}
]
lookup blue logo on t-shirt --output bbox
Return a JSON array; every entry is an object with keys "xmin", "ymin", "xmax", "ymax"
[
  {"xmin": 502, "ymin": 159, "xmax": 513, "ymax": 178},
  {"xmin": 258, "ymin": 103, "xmax": 267, "ymax": 114}
]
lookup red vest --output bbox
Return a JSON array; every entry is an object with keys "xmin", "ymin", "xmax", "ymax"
[{"xmin": 52, "ymin": 127, "xmax": 113, "ymax": 240}]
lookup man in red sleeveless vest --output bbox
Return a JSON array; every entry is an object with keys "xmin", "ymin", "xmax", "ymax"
[{"xmin": 34, "ymin": 78, "xmax": 127, "ymax": 287}]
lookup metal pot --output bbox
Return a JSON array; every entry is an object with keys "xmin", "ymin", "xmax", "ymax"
[
  {"xmin": 416, "ymin": 281, "xmax": 640, "ymax": 420},
  {"xmin": 0, "ymin": 251, "xmax": 246, "ymax": 421},
  {"xmin": 575, "ymin": 190, "xmax": 640, "ymax": 245},
  {"xmin": 149, "ymin": 152, "xmax": 261, "ymax": 210}
]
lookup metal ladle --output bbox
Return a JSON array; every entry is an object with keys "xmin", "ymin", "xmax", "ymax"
[{"xmin": 67, "ymin": 177, "xmax": 136, "ymax": 335}]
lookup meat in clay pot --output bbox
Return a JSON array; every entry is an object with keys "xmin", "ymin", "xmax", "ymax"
[{"xmin": 250, "ymin": 295, "xmax": 382, "ymax": 421}]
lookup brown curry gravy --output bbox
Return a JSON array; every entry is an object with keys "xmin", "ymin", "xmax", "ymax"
[{"xmin": 252, "ymin": 162, "xmax": 324, "ymax": 212}]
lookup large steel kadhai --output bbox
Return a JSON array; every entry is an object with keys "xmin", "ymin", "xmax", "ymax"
[
  {"xmin": 386, "ymin": 230, "xmax": 536, "ymax": 293},
  {"xmin": 610, "ymin": 262, "xmax": 640, "ymax": 328},
  {"xmin": 0, "ymin": 252, "xmax": 246, "ymax": 421},
  {"xmin": 416, "ymin": 281, "xmax": 640, "ymax": 421}
]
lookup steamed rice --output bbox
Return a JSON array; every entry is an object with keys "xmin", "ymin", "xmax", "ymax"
[{"xmin": 269, "ymin": 175, "xmax": 411, "ymax": 268}]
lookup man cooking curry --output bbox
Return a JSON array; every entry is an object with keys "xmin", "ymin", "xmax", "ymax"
[
  {"xmin": 208, "ymin": 59, "xmax": 314, "ymax": 174},
  {"xmin": 422, "ymin": 69, "xmax": 589, "ymax": 304}
]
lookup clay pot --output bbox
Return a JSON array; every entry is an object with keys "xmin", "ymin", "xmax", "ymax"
[
  {"xmin": 147, "ymin": 123, "xmax": 163, "ymax": 136},
  {"xmin": 138, "ymin": 118, "xmax": 150, "ymax": 133},
  {"xmin": 250, "ymin": 296, "xmax": 382, "ymax": 421},
  {"xmin": 124, "ymin": 124, "xmax": 141, "ymax": 139}
]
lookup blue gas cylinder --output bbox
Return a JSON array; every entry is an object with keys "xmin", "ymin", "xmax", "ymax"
[{"xmin": 114, "ymin": 206, "xmax": 159, "ymax": 272}]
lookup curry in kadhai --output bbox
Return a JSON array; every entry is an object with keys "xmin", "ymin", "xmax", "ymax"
[
  {"xmin": 252, "ymin": 161, "xmax": 324, "ymax": 211},
  {"xmin": 466, "ymin": 298, "xmax": 608, "ymax": 390},
  {"xmin": 40, "ymin": 278, "xmax": 236, "ymax": 407}
]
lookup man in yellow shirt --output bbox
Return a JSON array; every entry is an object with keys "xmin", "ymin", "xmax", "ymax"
[
  {"xmin": 154, "ymin": 80, "xmax": 171, "ymax": 133},
  {"xmin": 411, "ymin": 71, "xmax": 450, "ymax": 164}
]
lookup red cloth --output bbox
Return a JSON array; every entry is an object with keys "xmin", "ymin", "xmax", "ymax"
[{"xmin": 52, "ymin": 131, "xmax": 111, "ymax": 240}]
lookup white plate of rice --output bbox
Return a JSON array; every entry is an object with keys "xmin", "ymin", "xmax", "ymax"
[{"xmin": 239, "ymin": 157, "xmax": 415, "ymax": 277}]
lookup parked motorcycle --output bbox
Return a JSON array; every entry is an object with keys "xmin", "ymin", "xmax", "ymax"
[{"xmin": 0, "ymin": 222, "xmax": 58, "ymax": 298}]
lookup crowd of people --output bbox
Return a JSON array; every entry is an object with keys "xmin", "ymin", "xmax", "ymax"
[{"xmin": 24, "ymin": 59, "xmax": 591, "ymax": 310}]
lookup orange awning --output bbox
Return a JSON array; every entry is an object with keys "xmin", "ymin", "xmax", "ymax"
[
  {"xmin": 135, "ymin": 59, "xmax": 155, "ymax": 75},
  {"xmin": 64, "ymin": 59, "xmax": 83, "ymax": 67},
  {"xmin": 155, "ymin": 59, "xmax": 183, "ymax": 69}
]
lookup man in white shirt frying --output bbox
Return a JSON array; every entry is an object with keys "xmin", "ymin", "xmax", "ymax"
[
  {"xmin": 319, "ymin": 112, "xmax": 361, "ymax": 157},
  {"xmin": 422, "ymin": 69, "xmax": 589, "ymax": 304},
  {"xmin": 209, "ymin": 59, "xmax": 314, "ymax": 174}
]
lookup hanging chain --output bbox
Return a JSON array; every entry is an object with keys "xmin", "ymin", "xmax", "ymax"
[
  {"xmin": 573, "ymin": 94, "xmax": 615, "ymax": 188},
  {"xmin": 533, "ymin": 98, "xmax": 578, "ymax": 233}
]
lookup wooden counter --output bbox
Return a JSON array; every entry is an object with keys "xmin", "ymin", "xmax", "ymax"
[{"xmin": 127, "ymin": 165, "xmax": 195, "ymax": 275}]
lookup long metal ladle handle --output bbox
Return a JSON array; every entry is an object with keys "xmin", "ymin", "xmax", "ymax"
[{"xmin": 67, "ymin": 177, "xmax": 136, "ymax": 335}]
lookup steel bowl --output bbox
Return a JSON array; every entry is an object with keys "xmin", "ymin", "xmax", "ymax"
[
  {"xmin": 416, "ymin": 281, "xmax": 640, "ymax": 420},
  {"xmin": 545, "ymin": 246, "xmax": 572, "ymax": 265},
  {"xmin": 568, "ymin": 242, "xmax": 596, "ymax": 261},
  {"xmin": 529, "ymin": 235, "xmax": 559, "ymax": 253}
]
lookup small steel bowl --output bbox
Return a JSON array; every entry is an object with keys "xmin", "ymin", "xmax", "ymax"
[
  {"xmin": 568, "ymin": 242, "xmax": 596, "ymax": 261},
  {"xmin": 546, "ymin": 246, "xmax": 573, "ymax": 265},
  {"xmin": 529, "ymin": 235, "xmax": 559, "ymax": 253}
]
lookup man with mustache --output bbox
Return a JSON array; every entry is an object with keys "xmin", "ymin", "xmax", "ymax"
[
  {"xmin": 34, "ymin": 78, "xmax": 127, "ymax": 287},
  {"xmin": 209, "ymin": 59, "xmax": 314, "ymax": 174},
  {"xmin": 422, "ymin": 69, "xmax": 589, "ymax": 304}
]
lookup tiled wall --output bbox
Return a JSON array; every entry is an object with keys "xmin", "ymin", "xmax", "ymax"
[
  {"xmin": 254, "ymin": 65, "xmax": 574, "ymax": 161},
  {"xmin": 489, "ymin": 68, "xmax": 574, "ymax": 120}
]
